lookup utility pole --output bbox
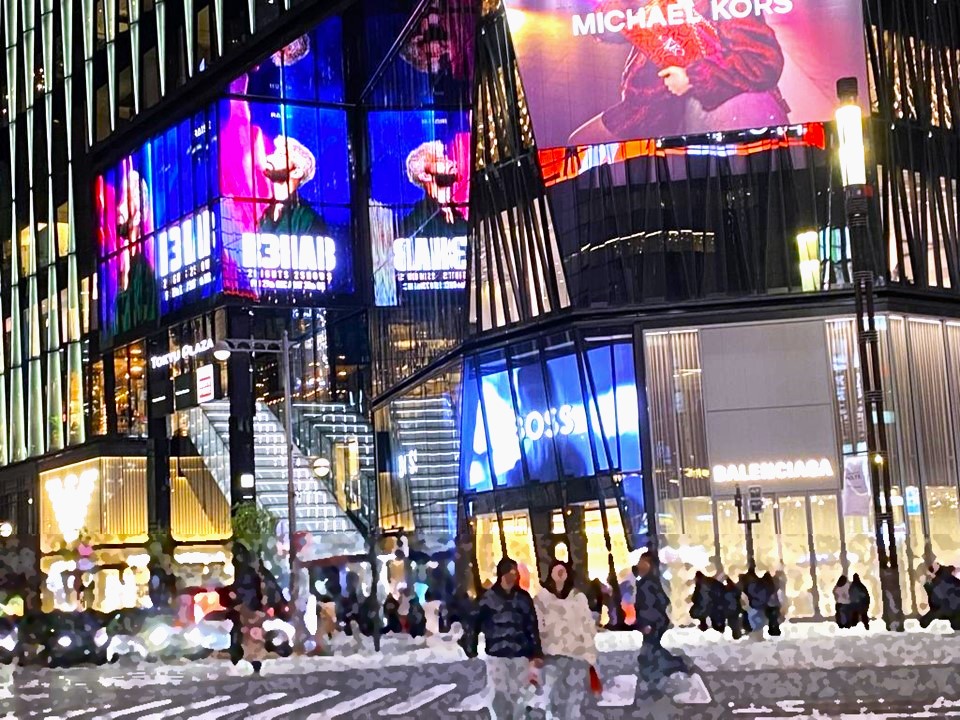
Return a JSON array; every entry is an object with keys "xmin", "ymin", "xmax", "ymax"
[{"xmin": 836, "ymin": 77, "xmax": 904, "ymax": 631}]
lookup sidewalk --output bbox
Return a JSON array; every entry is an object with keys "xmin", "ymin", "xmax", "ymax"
[
  {"xmin": 201, "ymin": 618, "xmax": 960, "ymax": 676},
  {"xmin": 601, "ymin": 618, "xmax": 960, "ymax": 672}
]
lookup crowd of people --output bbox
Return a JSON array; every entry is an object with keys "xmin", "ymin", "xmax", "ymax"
[{"xmin": 690, "ymin": 568, "xmax": 785, "ymax": 638}]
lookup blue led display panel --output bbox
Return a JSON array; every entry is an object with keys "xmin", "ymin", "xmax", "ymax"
[
  {"xmin": 368, "ymin": 110, "xmax": 471, "ymax": 305},
  {"xmin": 460, "ymin": 340, "xmax": 643, "ymax": 493},
  {"xmin": 96, "ymin": 16, "xmax": 350, "ymax": 342}
]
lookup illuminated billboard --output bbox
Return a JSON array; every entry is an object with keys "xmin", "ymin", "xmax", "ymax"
[
  {"xmin": 460, "ymin": 340, "xmax": 642, "ymax": 491},
  {"xmin": 368, "ymin": 111, "xmax": 471, "ymax": 306},
  {"xmin": 97, "ymin": 109, "xmax": 218, "ymax": 339},
  {"xmin": 219, "ymin": 22, "xmax": 353, "ymax": 301},
  {"xmin": 96, "ymin": 17, "xmax": 351, "ymax": 340},
  {"xmin": 505, "ymin": 0, "xmax": 868, "ymax": 148}
]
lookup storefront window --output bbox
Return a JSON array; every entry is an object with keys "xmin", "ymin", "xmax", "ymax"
[
  {"xmin": 114, "ymin": 342, "xmax": 148, "ymax": 437},
  {"xmin": 475, "ymin": 512, "xmax": 540, "ymax": 594},
  {"xmin": 584, "ymin": 502, "xmax": 631, "ymax": 584},
  {"xmin": 90, "ymin": 360, "xmax": 108, "ymax": 436},
  {"xmin": 375, "ymin": 364, "xmax": 462, "ymax": 550},
  {"xmin": 810, "ymin": 494, "xmax": 843, "ymax": 618}
]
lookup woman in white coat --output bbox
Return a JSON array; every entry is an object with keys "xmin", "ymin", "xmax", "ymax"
[{"xmin": 534, "ymin": 560, "xmax": 599, "ymax": 720}]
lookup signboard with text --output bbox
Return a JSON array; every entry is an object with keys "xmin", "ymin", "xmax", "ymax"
[{"xmin": 505, "ymin": 0, "xmax": 869, "ymax": 150}]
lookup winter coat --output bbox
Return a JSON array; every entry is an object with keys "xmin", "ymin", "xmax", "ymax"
[
  {"xmin": 929, "ymin": 568, "xmax": 960, "ymax": 614},
  {"xmin": 722, "ymin": 581, "xmax": 742, "ymax": 617},
  {"xmin": 470, "ymin": 584, "xmax": 543, "ymax": 660},
  {"xmin": 849, "ymin": 578, "xmax": 870, "ymax": 612},
  {"xmin": 690, "ymin": 576, "xmax": 710, "ymax": 619},
  {"xmin": 534, "ymin": 589, "xmax": 598, "ymax": 666},
  {"xmin": 634, "ymin": 574, "xmax": 670, "ymax": 633}
]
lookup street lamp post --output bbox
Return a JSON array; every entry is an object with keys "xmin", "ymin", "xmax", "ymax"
[
  {"xmin": 836, "ymin": 77, "xmax": 904, "ymax": 631},
  {"xmin": 214, "ymin": 332, "xmax": 304, "ymax": 643}
]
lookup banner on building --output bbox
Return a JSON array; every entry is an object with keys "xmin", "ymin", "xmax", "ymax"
[{"xmin": 505, "ymin": 0, "xmax": 869, "ymax": 149}]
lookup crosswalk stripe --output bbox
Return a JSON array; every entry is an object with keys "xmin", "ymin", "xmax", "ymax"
[
  {"xmin": 381, "ymin": 683, "xmax": 458, "ymax": 716},
  {"xmin": 137, "ymin": 695, "xmax": 233, "ymax": 720},
  {"xmin": 246, "ymin": 690, "xmax": 340, "ymax": 720},
  {"xmin": 92, "ymin": 699, "xmax": 174, "ymax": 720},
  {"xmin": 191, "ymin": 703, "xmax": 250, "ymax": 720},
  {"xmin": 45, "ymin": 706, "xmax": 102, "ymax": 720},
  {"xmin": 306, "ymin": 688, "xmax": 396, "ymax": 719},
  {"xmin": 253, "ymin": 693, "xmax": 287, "ymax": 706}
]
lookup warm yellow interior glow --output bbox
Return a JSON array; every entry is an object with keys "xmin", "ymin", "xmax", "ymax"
[{"xmin": 836, "ymin": 103, "xmax": 867, "ymax": 187}]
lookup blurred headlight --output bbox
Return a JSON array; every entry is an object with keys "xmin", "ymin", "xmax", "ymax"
[
  {"xmin": 94, "ymin": 628, "xmax": 108, "ymax": 648},
  {"xmin": 57, "ymin": 636, "xmax": 72, "ymax": 648}
]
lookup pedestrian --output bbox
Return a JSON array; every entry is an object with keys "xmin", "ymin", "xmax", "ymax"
[
  {"xmin": 762, "ymin": 572, "xmax": 782, "ymax": 636},
  {"xmin": 848, "ymin": 573, "xmax": 871, "ymax": 630},
  {"xmin": 920, "ymin": 564, "xmax": 960, "ymax": 629},
  {"xmin": 407, "ymin": 596, "xmax": 427, "ymax": 638},
  {"xmin": 722, "ymin": 577, "xmax": 744, "ymax": 639},
  {"xmin": 708, "ymin": 573, "xmax": 728, "ymax": 633},
  {"xmin": 534, "ymin": 560, "xmax": 599, "ymax": 720},
  {"xmin": 739, "ymin": 567, "xmax": 765, "ymax": 636},
  {"xmin": 634, "ymin": 551, "xmax": 687, "ymax": 684},
  {"xmin": 833, "ymin": 575, "xmax": 851, "ymax": 628},
  {"xmin": 238, "ymin": 598, "xmax": 268, "ymax": 675},
  {"xmin": 691, "ymin": 571, "xmax": 711, "ymax": 631},
  {"xmin": 465, "ymin": 558, "xmax": 544, "ymax": 720},
  {"xmin": 383, "ymin": 591, "xmax": 402, "ymax": 634}
]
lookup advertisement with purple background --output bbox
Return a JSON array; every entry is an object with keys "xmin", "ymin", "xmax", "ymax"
[{"xmin": 505, "ymin": 0, "xmax": 869, "ymax": 148}]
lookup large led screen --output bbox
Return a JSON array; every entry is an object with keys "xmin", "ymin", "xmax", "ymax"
[
  {"xmin": 368, "ymin": 111, "xmax": 471, "ymax": 306},
  {"xmin": 460, "ymin": 341, "xmax": 642, "ymax": 493},
  {"xmin": 219, "ymin": 24, "xmax": 353, "ymax": 301},
  {"xmin": 97, "ymin": 109, "xmax": 219, "ymax": 340},
  {"xmin": 96, "ymin": 17, "xmax": 351, "ymax": 340},
  {"xmin": 505, "ymin": 0, "xmax": 869, "ymax": 148}
]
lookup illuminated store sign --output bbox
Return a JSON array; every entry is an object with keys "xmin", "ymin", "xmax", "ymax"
[
  {"xmin": 240, "ymin": 233, "xmax": 337, "ymax": 292},
  {"xmin": 157, "ymin": 209, "xmax": 216, "ymax": 303},
  {"xmin": 45, "ymin": 469, "xmax": 97, "ymax": 543},
  {"xmin": 150, "ymin": 338, "xmax": 214, "ymax": 369},
  {"xmin": 196, "ymin": 364, "xmax": 215, "ymax": 404},
  {"xmin": 394, "ymin": 236, "xmax": 467, "ymax": 291},
  {"xmin": 712, "ymin": 458, "xmax": 835, "ymax": 484},
  {"xmin": 516, "ymin": 405, "xmax": 587, "ymax": 442}
]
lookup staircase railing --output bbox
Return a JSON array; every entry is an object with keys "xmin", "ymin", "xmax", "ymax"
[
  {"xmin": 184, "ymin": 405, "xmax": 233, "ymax": 505},
  {"xmin": 272, "ymin": 401, "xmax": 377, "ymax": 539}
]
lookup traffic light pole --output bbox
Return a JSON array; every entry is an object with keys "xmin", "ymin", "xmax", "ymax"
[
  {"xmin": 734, "ymin": 486, "xmax": 759, "ymax": 571},
  {"xmin": 846, "ymin": 187, "xmax": 905, "ymax": 632}
]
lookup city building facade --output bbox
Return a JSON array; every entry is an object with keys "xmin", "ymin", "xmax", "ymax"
[{"xmin": 0, "ymin": 0, "xmax": 957, "ymax": 624}]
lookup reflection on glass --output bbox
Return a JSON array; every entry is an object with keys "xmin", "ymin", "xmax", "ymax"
[
  {"xmin": 810, "ymin": 494, "xmax": 842, "ymax": 618},
  {"xmin": 778, "ymin": 496, "xmax": 815, "ymax": 618},
  {"xmin": 475, "ymin": 512, "xmax": 540, "ymax": 595}
]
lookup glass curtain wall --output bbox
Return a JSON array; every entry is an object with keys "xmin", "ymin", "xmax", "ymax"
[
  {"xmin": 644, "ymin": 330, "xmax": 715, "ymax": 619},
  {"xmin": 375, "ymin": 364, "xmax": 463, "ymax": 552},
  {"xmin": 825, "ymin": 315, "xmax": 960, "ymax": 617}
]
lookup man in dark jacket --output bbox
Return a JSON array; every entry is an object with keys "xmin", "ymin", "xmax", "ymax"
[
  {"xmin": 635, "ymin": 551, "xmax": 687, "ymax": 684},
  {"xmin": 465, "ymin": 558, "xmax": 542, "ymax": 720},
  {"xmin": 921, "ymin": 564, "xmax": 960, "ymax": 629}
]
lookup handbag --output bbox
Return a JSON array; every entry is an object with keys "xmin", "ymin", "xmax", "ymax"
[{"xmin": 589, "ymin": 665, "xmax": 603, "ymax": 695}]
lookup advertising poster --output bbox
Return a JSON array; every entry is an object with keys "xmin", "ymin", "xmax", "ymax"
[
  {"xmin": 218, "ymin": 26, "xmax": 353, "ymax": 301},
  {"xmin": 460, "ymin": 343, "xmax": 641, "ymax": 493},
  {"xmin": 841, "ymin": 454, "xmax": 870, "ymax": 517},
  {"xmin": 365, "ymin": 0, "xmax": 475, "ymax": 108},
  {"xmin": 505, "ymin": 0, "xmax": 869, "ymax": 148},
  {"xmin": 368, "ymin": 111, "xmax": 471, "ymax": 306},
  {"xmin": 96, "ymin": 111, "xmax": 219, "ymax": 340}
]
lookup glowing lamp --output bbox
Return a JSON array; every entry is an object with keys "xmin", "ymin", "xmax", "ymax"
[
  {"xmin": 836, "ymin": 78, "xmax": 866, "ymax": 188},
  {"xmin": 213, "ymin": 341, "xmax": 232, "ymax": 362}
]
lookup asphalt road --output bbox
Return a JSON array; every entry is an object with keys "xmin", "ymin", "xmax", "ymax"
[{"xmin": 0, "ymin": 656, "xmax": 957, "ymax": 719}]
